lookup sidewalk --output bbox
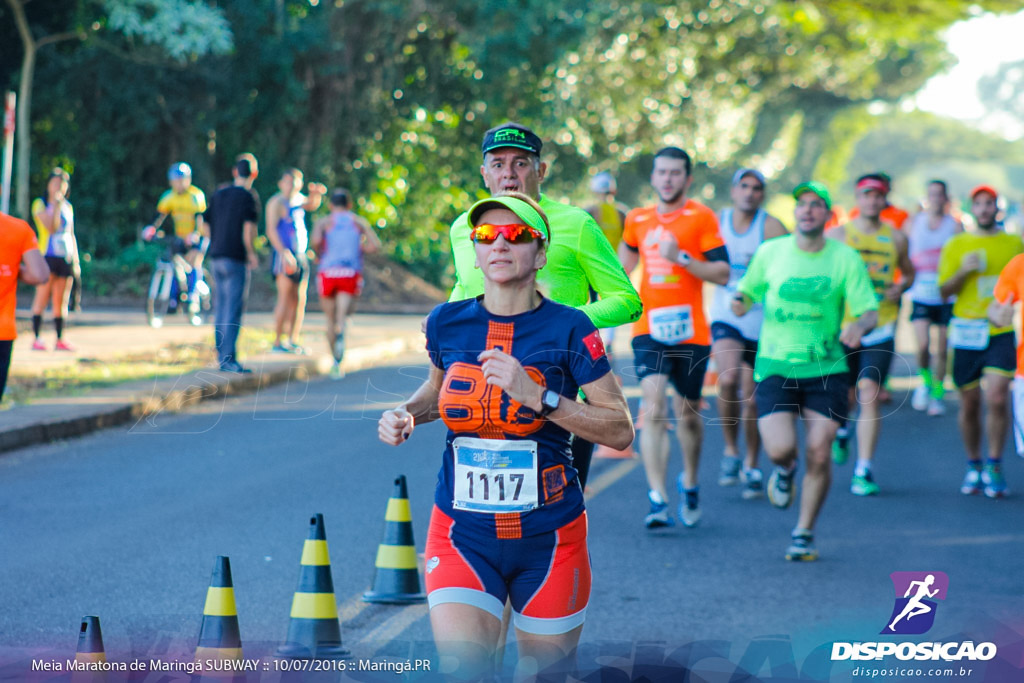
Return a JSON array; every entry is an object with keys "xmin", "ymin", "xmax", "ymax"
[{"xmin": 0, "ymin": 309, "xmax": 427, "ymax": 454}]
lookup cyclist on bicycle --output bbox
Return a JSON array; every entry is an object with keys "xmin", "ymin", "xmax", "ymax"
[{"xmin": 142, "ymin": 163, "xmax": 209, "ymax": 304}]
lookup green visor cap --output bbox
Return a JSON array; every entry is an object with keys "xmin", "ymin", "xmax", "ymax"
[
  {"xmin": 792, "ymin": 181, "xmax": 832, "ymax": 210},
  {"xmin": 468, "ymin": 195, "xmax": 549, "ymax": 241}
]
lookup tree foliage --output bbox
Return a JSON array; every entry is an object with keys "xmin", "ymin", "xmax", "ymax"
[{"xmin": 0, "ymin": 0, "xmax": 1018, "ymax": 286}]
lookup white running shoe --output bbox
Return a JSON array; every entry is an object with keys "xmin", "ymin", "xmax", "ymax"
[
  {"xmin": 927, "ymin": 398, "xmax": 946, "ymax": 416},
  {"xmin": 911, "ymin": 384, "xmax": 929, "ymax": 411}
]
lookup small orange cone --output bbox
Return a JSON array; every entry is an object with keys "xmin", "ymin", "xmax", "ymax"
[
  {"xmin": 276, "ymin": 514, "xmax": 349, "ymax": 660},
  {"xmin": 194, "ymin": 556, "xmax": 245, "ymax": 681},
  {"xmin": 71, "ymin": 616, "xmax": 106, "ymax": 683},
  {"xmin": 363, "ymin": 475, "xmax": 426, "ymax": 604}
]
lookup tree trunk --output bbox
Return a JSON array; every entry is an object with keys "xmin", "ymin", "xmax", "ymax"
[{"xmin": 9, "ymin": 0, "xmax": 35, "ymax": 218}]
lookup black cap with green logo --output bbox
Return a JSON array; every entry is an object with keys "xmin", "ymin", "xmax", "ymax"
[{"xmin": 481, "ymin": 123, "xmax": 543, "ymax": 156}]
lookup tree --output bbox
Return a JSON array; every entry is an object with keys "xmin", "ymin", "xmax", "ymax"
[{"xmin": 5, "ymin": 0, "xmax": 231, "ymax": 217}]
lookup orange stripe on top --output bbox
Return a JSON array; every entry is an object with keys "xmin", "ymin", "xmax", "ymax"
[
  {"xmin": 485, "ymin": 320, "xmax": 521, "ymax": 537},
  {"xmin": 495, "ymin": 513, "xmax": 522, "ymax": 540}
]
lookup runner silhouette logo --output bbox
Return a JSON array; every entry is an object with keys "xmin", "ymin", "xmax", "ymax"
[{"xmin": 881, "ymin": 571, "xmax": 949, "ymax": 635}]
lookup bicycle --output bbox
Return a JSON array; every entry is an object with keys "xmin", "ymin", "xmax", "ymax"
[{"xmin": 143, "ymin": 230, "xmax": 211, "ymax": 328}]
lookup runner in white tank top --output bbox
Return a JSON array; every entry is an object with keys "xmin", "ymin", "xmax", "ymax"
[
  {"xmin": 711, "ymin": 169, "xmax": 788, "ymax": 498},
  {"xmin": 907, "ymin": 180, "xmax": 963, "ymax": 415}
]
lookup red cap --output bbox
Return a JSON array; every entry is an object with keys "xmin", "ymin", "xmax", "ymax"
[
  {"xmin": 856, "ymin": 177, "xmax": 889, "ymax": 194},
  {"xmin": 970, "ymin": 184, "xmax": 998, "ymax": 201}
]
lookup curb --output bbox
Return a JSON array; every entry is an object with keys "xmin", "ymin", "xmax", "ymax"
[{"xmin": 0, "ymin": 332, "xmax": 424, "ymax": 456}]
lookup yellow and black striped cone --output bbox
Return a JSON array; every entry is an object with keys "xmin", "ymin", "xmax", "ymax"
[
  {"xmin": 276, "ymin": 513, "xmax": 349, "ymax": 659},
  {"xmin": 194, "ymin": 556, "xmax": 244, "ymax": 681},
  {"xmin": 71, "ymin": 616, "xmax": 106, "ymax": 683},
  {"xmin": 363, "ymin": 475, "xmax": 426, "ymax": 604}
]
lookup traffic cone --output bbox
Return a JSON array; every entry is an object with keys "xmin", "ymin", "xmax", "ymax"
[
  {"xmin": 363, "ymin": 475, "xmax": 425, "ymax": 604},
  {"xmin": 276, "ymin": 514, "xmax": 349, "ymax": 660},
  {"xmin": 194, "ymin": 556, "xmax": 244, "ymax": 681},
  {"xmin": 71, "ymin": 616, "xmax": 106, "ymax": 683}
]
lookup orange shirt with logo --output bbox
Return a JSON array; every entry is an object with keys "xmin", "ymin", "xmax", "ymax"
[
  {"xmin": 993, "ymin": 253, "xmax": 1024, "ymax": 376},
  {"xmin": 0, "ymin": 213, "xmax": 41, "ymax": 340},
  {"xmin": 622, "ymin": 199, "xmax": 724, "ymax": 345}
]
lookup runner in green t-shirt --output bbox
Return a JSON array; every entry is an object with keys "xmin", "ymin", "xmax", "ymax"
[
  {"xmin": 733, "ymin": 181, "xmax": 878, "ymax": 561},
  {"xmin": 448, "ymin": 122, "xmax": 642, "ymax": 490}
]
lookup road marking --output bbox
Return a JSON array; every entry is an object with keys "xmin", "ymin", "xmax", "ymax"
[
  {"xmin": 585, "ymin": 458, "xmax": 639, "ymax": 500},
  {"xmin": 354, "ymin": 603, "xmax": 430, "ymax": 645}
]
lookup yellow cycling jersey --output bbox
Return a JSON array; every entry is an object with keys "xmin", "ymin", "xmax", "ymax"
[
  {"xmin": 937, "ymin": 230, "xmax": 1024, "ymax": 333},
  {"xmin": 157, "ymin": 185, "xmax": 207, "ymax": 237},
  {"xmin": 587, "ymin": 201, "xmax": 625, "ymax": 249},
  {"xmin": 842, "ymin": 222, "xmax": 899, "ymax": 328}
]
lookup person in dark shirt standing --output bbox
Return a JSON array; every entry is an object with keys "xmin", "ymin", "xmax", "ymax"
[{"xmin": 203, "ymin": 154, "xmax": 260, "ymax": 373}]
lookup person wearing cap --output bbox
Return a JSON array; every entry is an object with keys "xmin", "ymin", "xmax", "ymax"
[
  {"xmin": 619, "ymin": 146, "xmax": 730, "ymax": 530},
  {"xmin": 906, "ymin": 180, "xmax": 963, "ymax": 417},
  {"xmin": 708, "ymin": 168, "xmax": 787, "ymax": 499},
  {"xmin": 142, "ymin": 162, "xmax": 210, "ymax": 316},
  {"xmin": 448, "ymin": 122, "xmax": 641, "ymax": 491},
  {"xmin": 848, "ymin": 172, "xmax": 910, "ymax": 229},
  {"xmin": 584, "ymin": 171, "xmax": 631, "ymax": 359},
  {"xmin": 826, "ymin": 174, "xmax": 915, "ymax": 496},
  {"xmin": 204, "ymin": 154, "xmax": 261, "ymax": 373},
  {"xmin": 380, "ymin": 192, "xmax": 632, "ymax": 679},
  {"xmin": 310, "ymin": 188, "xmax": 381, "ymax": 378},
  {"xmin": 30, "ymin": 168, "xmax": 78, "ymax": 352},
  {"xmin": 937, "ymin": 185, "xmax": 1023, "ymax": 498},
  {"xmin": 732, "ymin": 181, "xmax": 877, "ymax": 561}
]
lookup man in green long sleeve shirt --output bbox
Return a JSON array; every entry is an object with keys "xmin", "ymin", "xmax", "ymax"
[{"xmin": 448, "ymin": 122, "xmax": 642, "ymax": 488}]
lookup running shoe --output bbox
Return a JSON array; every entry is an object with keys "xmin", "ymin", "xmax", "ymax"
[
  {"xmin": 960, "ymin": 466, "xmax": 983, "ymax": 495},
  {"xmin": 644, "ymin": 490, "xmax": 674, "ymax": 529},
  {"xmin": 767, "ymin": 466, "xmax": 796, "ymax": 509},
  {"xmin": 677, "ymin": 475, "xmax": 701, "ymax": 527},
  {"xmin": 219, "ymin": 360, "xmax": 252, "ymax": 374},
  {"xmin": 927, "ymin": 398, "xmax": 946, "ymax": 417},
  {"xmin": 911, "ymin": 384, "xmax": 929, "ymax": 411},
  {"xmin": 785, "ymin": 530, "xmax": 819, "ymax": 562},
  {"xmin": 285, "ymin": 341, "xmax": 309, "ymax": 355},
  {"xmin": 31, "ymin": 339, "xmax": 47, "ymax": 351},
  {"xmin": 54, "ymin": 339, "xmax": 75, "ymax": 352},
  {"xmin": 271, "ymin": 344, "xmax": 291, "ymax": 354},
  {"xmin": 328, "ymin": 362, "xmax": 345, "ymax": 380},
  {"xmin": 831, "ymin": 439, "xmax": 849, "ymax": 466},
  {"xmin": 718, "ymin": 455, "xmax": 741, "ymax": 486},
  {"xmin": 851, "ymin": 471, "xmax": 880, "ymax": 496},
  {"xmin": 982, "ymin": 464, "xmax": 1008, "ymax": 499},
  {"xmin": 740, "ymin": 468, "xmax": 764, "ymax": 499}
]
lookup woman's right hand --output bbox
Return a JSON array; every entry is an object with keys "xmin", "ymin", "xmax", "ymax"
[{"xmin": 379, "ymin": 408, "xmax": 414, "ymax": 446}]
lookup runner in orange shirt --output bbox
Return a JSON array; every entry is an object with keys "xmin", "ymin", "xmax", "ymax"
[
  {"xmin": 989, "ymin": 251, "xmax": 1024, "ymax": 481},
  {"xmin": 618, "ymin": 146, "xmax": 730, "ymax": 529},
  {"xmin": 0, "ymin": 213, "xmax": 50, "ymax": 404}
]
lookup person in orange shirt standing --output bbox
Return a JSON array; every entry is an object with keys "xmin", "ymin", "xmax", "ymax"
[
  {"xmin": 0, "ymin": 213, "xmax": 50, "ymax": 404},
  {"xmin": 618, "ymin": 146, "xmax": 730, "ymax": 529}
]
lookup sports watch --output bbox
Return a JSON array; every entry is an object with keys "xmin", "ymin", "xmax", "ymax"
[{"xmin": 539, "ymin": 389, "xmax": 561, "ymax": 417}]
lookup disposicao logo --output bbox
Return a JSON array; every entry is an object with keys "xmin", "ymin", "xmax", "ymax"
[
  {"xmin": 831, "ymin": 571, "xmax": 997, "ymax": 663},
  {"xmin": 882, "ymin": 571, "xmax": 948, "ymax": 635}
]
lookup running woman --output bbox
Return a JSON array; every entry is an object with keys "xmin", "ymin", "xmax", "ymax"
[
  {"xmin": 828, "ymin": 174, "xmax": 915, "ymax": 496},
  {"xmin": 30, "ymin": 168, "xmax": 78, "ymax": 352},
  {"xmin": 448, "ymin": 122, "xmax": 641, "ymax": 491},
  {"xmin": 733, "ymin": 182, "xmax": 878, "ymax": 561},
  {"xmin": 310, "ymin": 189, "xmax": 381, "ymax": 378},
  {"xmin": 619, "ymin": 146, "xmax": 730, "ymax": 529},
  {"xmin": 379, "ymin": 194, "xmax": 632, "ymax": 680},
  {"xmin": 265, "ymin": 168, "xmax": 325, "ymax": 353},
  {"xmin": 907, "ymin": 180, "xmax": 962, "ymax": 416},
  {"xmin": 709, "ymin": 168, "xmax": 787, "ymax": 498},
  {"xmin": 938, "ymin": 185, "xmax": 1023, "ymax": 498}
]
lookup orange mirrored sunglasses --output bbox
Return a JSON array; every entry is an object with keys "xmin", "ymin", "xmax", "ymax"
[{"xmin": 470, "ymin": 223, "xmax": 544, "ymax": 244}]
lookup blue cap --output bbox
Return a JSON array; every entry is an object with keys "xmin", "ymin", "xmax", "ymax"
[
  {"xmin": 732, "ymin": 168, "xmax": 766, "ymax": 187},
  {"xmin": 168, "ymin": 162, "xmax": 192, "ymax": 180}
]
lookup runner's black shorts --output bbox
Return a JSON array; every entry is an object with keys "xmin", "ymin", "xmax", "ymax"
[
  {"xmin": 631, "ymin": 335, "xmax": 711, "ymax": 401},
  {"xmin": 754, "ymin": 373, "xmax": 850, "ymax": 426},
  {"xmin": 842, "ymin": 339, "xmax": 896, "ymax": 387},
  {"xmin": 711, "ymin": 322, "xmax": 758, "ymax": 369},
  {"xmin": 910, "ymin": 302, "xmax": 953, "ymax": 325},
  {"xmin": 951, "ymin": 332, "xmax": 1016, "ymax": 389},
  {"xmin": 44, "ymin": 256, "xmax": 73, "ymax": 279}
]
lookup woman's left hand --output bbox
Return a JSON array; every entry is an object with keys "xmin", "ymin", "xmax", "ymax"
[{"xmin": 478, "ymin": 349, "xmax": 542, "ymax": 410}]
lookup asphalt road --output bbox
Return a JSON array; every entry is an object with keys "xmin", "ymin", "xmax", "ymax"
[{"xmin": 1, "ymin": 356, "xmax": 1022, "ymax": 681}]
